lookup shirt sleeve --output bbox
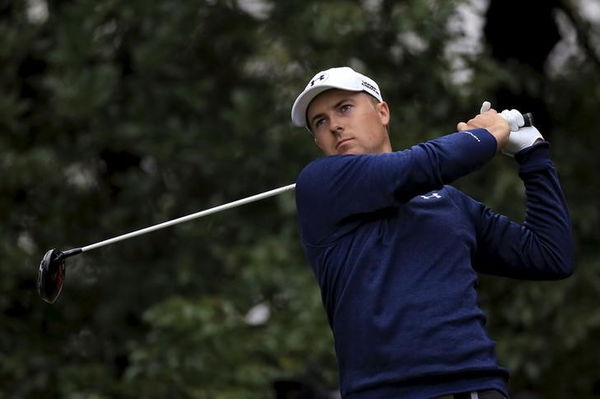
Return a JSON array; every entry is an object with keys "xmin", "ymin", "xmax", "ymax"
[
  {"xmin": 469, "ymin": 142, "xmax": 575, "ymax": 280},
  {"xmin": 296, "ymin": 128, "xmax": 497, "ymax": 245}
]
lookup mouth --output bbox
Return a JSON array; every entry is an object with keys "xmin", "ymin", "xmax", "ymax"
[{"xmin": 336, "ymin": 138, "xmax": 354, "ymax": 151}]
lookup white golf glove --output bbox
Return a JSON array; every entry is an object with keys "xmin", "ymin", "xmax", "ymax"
[
  {"xmin": 480, "ymin": 101, "xmax": 544, "ymax": 157},
  {"xmin": 502, "ymin": 125, "xmax": 544, "ymax": 156},
  {"xmin": 499, "ymin": 109, "xmax": 525, "ymax": 132}
]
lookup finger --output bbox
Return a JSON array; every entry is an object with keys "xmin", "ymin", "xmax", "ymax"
[
  {"xmin": 480, "ymin": 101, "xmax": 491, "ymax": 113},
  {"xmin": 512, "ymin": 109, "xmax": 525, "ymax": 128}
]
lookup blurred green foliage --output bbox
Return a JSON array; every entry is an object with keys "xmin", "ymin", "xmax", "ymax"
[{"xmin": 1, "ymin": 0, "xmax": 599, "ymax": 398}]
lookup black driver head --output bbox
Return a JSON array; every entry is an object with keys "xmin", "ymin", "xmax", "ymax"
[{"xmin": 38, "ymin": 249, "xmax": 66, "ymax": 304}]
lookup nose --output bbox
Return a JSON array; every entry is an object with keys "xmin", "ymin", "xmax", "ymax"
[{"xmin": 329, "ymin": 115, "xmax": 344, "ymax": 136}]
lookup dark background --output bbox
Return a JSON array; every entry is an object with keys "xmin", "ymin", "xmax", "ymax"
[{"xmin": 1, "ymin": 1, "xmax": 599, "ymax": 398}]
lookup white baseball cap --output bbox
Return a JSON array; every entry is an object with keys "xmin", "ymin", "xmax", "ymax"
[{"xmin": 290, "ymin": 66, "xmax": 384, "ymax": 127}]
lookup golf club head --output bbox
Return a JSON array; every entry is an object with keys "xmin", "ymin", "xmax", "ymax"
[{"xmin": 38, "ymin": 249, "xmax": 67, "ymax": 304}]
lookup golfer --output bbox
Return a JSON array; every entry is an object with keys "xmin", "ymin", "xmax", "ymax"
[{"xmin": 291, "ymin": 67, "xmax": 574, "ymax": 399}]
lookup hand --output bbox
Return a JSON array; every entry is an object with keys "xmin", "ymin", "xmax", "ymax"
[
  {"xmin": 482, "ymin": 102, "xmax": 526, "ymax": 131},
  {"xmin": 492, "ymin": 104, "xmax": 544, "ymax": 157},
  {"xmin": 500, "ymin": 109, "xmax": 525, "ymax": 132},
  {"xmin": 457, "ymin": 107, "xmax": 510, "ymax": 151},
  {"xmin": 502, "ymin": 126, "xmax": 545, "ymax": 157}
]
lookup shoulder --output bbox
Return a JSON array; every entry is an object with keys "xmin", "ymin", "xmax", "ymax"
[
  {"xmin": 297, "ymin": 152, "xmax": 407, "ymax": 184},
  {"xmin": 295, "ymin": 157, "xmax": 338, "ymax": 209},
  {"xmin": 297, "ymin": 156, "xmax": 332, "ymax": 181},
  {"xmin": 296, "ymin": 157, "xmax": 332, "ymax": 192},
  {"xmin": 297, "ymin": 155, "xmax": 361, "ymax": 189}
]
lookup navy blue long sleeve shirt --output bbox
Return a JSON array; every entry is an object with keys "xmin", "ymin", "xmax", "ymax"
[{"xmin": 295, "ymin": 129, "xmax": 574, "ymax": 398}]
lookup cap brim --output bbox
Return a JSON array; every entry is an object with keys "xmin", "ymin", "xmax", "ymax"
[{"xmin": 292, "ymin": 84, "xmax": 363, "ymax": 127}]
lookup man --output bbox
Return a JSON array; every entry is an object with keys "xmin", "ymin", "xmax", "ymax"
[{"xmin": 290, "ymin": 67, "xmax": 574, "ymax": 399}]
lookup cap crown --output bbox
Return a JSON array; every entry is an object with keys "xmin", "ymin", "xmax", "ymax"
[{"xmin": 291, "ymin": 67, "xmax": 383, "ymax": 127}]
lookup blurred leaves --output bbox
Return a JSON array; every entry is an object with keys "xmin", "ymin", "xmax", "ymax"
[{"xmin": 1, "ymin": 0, "xmax": 599, "ymax": 398}]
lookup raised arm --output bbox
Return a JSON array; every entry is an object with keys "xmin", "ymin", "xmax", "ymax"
[
  {"xmin": 296, "ymin": 128, "xmax": 499, "ymax": 244},
  {"xmin": 470, "ymin": 142, "xmax": 574, "ymax": 279}
]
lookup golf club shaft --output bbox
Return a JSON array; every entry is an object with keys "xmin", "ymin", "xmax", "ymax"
[{"xmin": 80, "ymin": 183, "xmax": 296, "ymax": 253}]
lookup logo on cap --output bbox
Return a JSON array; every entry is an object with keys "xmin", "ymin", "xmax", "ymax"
[
  {"xmin": 361, "ymin": 81, "xmax": 379, "ymax": 95},
  {"xmin": 309, "ymin": 72, "xmax": 328, "ymax": 87}
]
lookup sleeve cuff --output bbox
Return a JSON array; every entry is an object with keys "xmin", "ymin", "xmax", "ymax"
[
  {"xmin": 515, "ymin": 141, "xmax": 553, "ymax": 173},
  {"xmin": 458, "ymin": 128, "xmax": 498, "ymax": 156}
]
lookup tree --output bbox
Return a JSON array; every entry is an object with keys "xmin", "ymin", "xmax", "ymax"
[{"xmin": 1, "ymin": 0, "xmax": 599, "ymax": 398}]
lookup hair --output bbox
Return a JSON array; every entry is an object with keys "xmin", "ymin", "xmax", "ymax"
[{"xmin": 366, "ymin": 93, "xmax": 381, "ymax": 105}]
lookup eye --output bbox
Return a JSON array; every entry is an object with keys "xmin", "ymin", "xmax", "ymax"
[
  {"xmin": 314, "ymin": 118, "xmax": 326, "ymax": 128},
  {"xmin": 340, "ymin": 104, "xmax": 352, "ymax": 112}
]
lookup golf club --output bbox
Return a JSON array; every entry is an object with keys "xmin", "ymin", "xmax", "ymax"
[
  {"xmin": 38, "ymin": 111, "xmax": 534, "ymax": 304},
  {"xmin": 38, "ymin": 183, "xmax": 296, "ymax": 304}
]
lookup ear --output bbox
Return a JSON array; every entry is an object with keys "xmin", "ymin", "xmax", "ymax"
[{"xmin": 376, "ymin": 101, "xmax": 390, "ymax": 126}]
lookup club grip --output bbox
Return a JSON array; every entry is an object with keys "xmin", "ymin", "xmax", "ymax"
[{"xmin": 522, "ymin": 112, "xmax": 534, "ymax": 127}]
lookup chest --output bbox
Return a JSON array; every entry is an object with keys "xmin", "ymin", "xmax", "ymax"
[{"xmin": 376, "ymin": 189, "xmax": 476, "ymax": 248}]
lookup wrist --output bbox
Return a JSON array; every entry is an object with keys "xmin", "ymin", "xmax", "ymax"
[
  {"xmin": 502, "ymin": 126, "xmax": 545, "ymax": 157},
  {"xmin": 515, "ymin": 140, "xmax": 550, "ymax": 162}
]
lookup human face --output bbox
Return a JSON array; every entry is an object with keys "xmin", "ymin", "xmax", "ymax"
[{"xmin": 307, "ymin": 89, "xmax": 391, "ymax": 156}]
